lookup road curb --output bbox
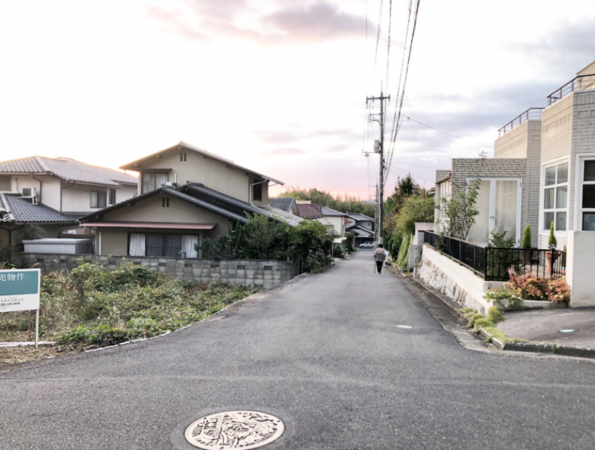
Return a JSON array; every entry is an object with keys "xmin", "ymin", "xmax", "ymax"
[{"xmin": 390, "ymin": 266, "xmax": 595, "ymax": 361}]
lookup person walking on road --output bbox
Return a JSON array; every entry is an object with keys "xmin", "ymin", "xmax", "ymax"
[{"xmin": 374, "ymin": 244, "xmax": 387, "ymax": 274}]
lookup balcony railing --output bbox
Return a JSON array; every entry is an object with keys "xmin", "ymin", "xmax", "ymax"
[
  {"xmin": 423, "ymin": 232, "xmax": 565, "ymax": 282},
  {"xmin": 547, "ymin": 74, "xmax": 595, "ymax": 105},
  {"xmin": 498, "ymin": 108, "xmax": 544, "ymax": 137}
]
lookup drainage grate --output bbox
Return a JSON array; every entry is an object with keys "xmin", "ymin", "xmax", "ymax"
[
  {"xmin": 185, "ymin": 411, "xmax": 284, "ymax": 449},
  {"xmin": 108, "ymin": 260, "xmax": 116, "ymax": 265},
  {"xmin": 185, "ymin": 263, "xmax": 193, "ymax": 268},
  {"xmin": 210, "ymin": 265, "xmax": 219, "ymax": 269},
  {"xmin": 237, "ymin": 265, "xmax": 246, "ymax": 270},
  {"xmin": 37, "ymin": 258, "xmax": 44, "ymax": 263},
  {"xmin": 264, "ymin": 266, "xmax": 272, "ymax": 271},
  {"xmin": 159, "ymin": 262, "xmax": 166, "ymax": 267}
]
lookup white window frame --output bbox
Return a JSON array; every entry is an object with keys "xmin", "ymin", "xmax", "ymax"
[
  {"xmin": 539, "ymin": 157, "xmax": 569, "ymax": 237},
  {"xmin": 467, "ymin": 177, "xmax": 522, "ymax": 245},
  {"xmin": 574, "ymin": 153, "xmax": 595, "ymax": 231}
]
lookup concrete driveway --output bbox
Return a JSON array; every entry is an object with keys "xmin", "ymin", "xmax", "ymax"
[{"xmin": 1, "ymin": 251, "xmax": 595, "ymax": 449}]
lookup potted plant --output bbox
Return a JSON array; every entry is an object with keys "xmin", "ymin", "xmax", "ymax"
[
  {"xmin": 545, "ymin": 222, "xmax": 561, "ymax": 276},
  {"xmin": 519, "ymin": 224, "xmax": 533, "ymax": 265}
]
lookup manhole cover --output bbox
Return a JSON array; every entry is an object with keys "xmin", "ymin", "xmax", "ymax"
[{"xmin": 184, "ymin": 411, "xmax": 284, "ymax": 449}]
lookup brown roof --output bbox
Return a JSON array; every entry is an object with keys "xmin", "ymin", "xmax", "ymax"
[{"xmin": 296, "ymin": 203, "xmax": 323, "ymax": 219}]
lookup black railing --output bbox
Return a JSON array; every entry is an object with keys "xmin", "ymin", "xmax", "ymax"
[
  {"xmin": 498, "ymin": 108, "xmax": 544, "ymax": 137},
  {"xmin": 547, "ymin": 74, "xmax": 595, "ymax": 105},
  {"xmin": 424, "ymin": 232, "xmax": 565, "ymax": 282}
]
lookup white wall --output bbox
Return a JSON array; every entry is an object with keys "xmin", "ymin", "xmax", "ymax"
[
  {"xmin": 10, "ymin": 175, "xmax": 61, "ymax": 210},
  {"xmin": 566, "ymin": 231, "xmax": 595, "ymax": 306},
  {"xmin": 116, "ymin": 185, "xmax": 137, "ymax": 204},
  {"xmin": 418, "ymin": 245, "xmax": 502, "ymax": 314},
  {"xmin": 61, "ymin": 184, "xmax": 108, "ymax": 212}
]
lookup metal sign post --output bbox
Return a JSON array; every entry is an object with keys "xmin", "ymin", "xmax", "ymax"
[{"xmin": 0, "ymin": 269, "xmax": 41, "ymax": 348}]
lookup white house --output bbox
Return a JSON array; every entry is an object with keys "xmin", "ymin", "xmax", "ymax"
[{"xmin": 0, "ymin": 155, "xmax": 137, "ymax": 246}]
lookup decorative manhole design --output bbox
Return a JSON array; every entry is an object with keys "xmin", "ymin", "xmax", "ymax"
[{"xmin": 184, "ymin": 411, "xmax": 284, "ymax": 449}]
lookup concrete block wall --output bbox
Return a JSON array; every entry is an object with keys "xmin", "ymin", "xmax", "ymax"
[
  {"xmin": 20, "ymin": 253, "xmax": 299, "ymax": 288},
  {"xmin": 435, "ymin": 170, "xmax": 451, "ymax": 182}
]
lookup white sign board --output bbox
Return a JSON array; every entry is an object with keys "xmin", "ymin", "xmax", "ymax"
[{"xmin": 0, "ymin": 269, "xmax": 41, "ymax": 313}]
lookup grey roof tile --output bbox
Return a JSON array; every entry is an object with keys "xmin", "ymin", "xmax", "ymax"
[
  {"xmin": 0, "ymin": 156, "xmax": 137, "ymax": 187},
  {"xmin": 1, "ymin": 194, "xmax": 77, "ymax": 223},
  {"xmin": 321, "ymin": 206, "xmax": 346, "ymax": 217}
]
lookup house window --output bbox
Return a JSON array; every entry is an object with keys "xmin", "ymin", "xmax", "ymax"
[
  {"xmin": 141, "ymin": 172, "xmax": 169, "ymax": 194},
  {"xmin": 543, "ymin": 162, "xmax": 568, "ymax": 231},
  {"xmin": 109, "ymin": 189, "xmax": 116, "ymax": 205},
  {"xmin": 253, "ymin": 183, "xmax": 263, "ymax": 202},
  {"xmin": 581, "ymin": 160, "xmax": 595, "ymax": 231},
  {"xmin": 180, "ymin": 153, "xmax": 187, "ymax": 161},
  {"xmin": 162, "ymin": 197, "xmax": 170, "ymax": 207},
  {"xmin": 0, "ymin": 175, "xmax": 10, "ymax": 191},
  {"xmin": 90, "ymin": 191, "xmax": 107, "ymax": 208},
  {"xmin": 129, "ymin": 233, "xmax": 198, "ymax": 258}
]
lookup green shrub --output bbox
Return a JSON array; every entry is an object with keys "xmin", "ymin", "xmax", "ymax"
[
  {"xmin": 548, "ymin": 221, "xmax": 557, "ymax": 248},
  {"xmin": 521, "ymin": 224, "xmax": 532, "ymax": 249},
  {"xmin": 396, "ymin": 234, "xmax": 411, "ymax": 269}
]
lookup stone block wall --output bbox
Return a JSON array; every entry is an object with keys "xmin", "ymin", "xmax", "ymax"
[{"xmin": 20, "ymin": 254, "xmax": 300, "ymax": 288}]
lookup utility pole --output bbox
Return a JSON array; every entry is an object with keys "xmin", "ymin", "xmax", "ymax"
[{"xmin": 366, "ymin": 90, "xmax": 390, "ymax": 244}]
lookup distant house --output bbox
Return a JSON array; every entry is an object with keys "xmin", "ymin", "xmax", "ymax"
[
  {"xmin": 320, "ymin": 206, "xmax": 347, "ymax": 236},
  {"xmin": 0, "ymin": 156, "xmax": 137, "ymax": 245},
  {"xmin": 295, "ymin": 202, "xmax": 323, "ymax": 219},
  {"xmin": 346, "ymin": 213, "xmax": 374, "ymax": 245},
  {"xmin": 81, "ymin": 142, "xmax": 291, "ymax": 258}
]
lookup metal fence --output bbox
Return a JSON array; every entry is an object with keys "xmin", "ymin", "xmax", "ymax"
[
  {"xmin": 547, "ymin": 74, "xmax": 595, "ymax": 105},
  {"xmin": 423, "ymin": 232, "xmax": 565, "ymax": 282},
  {"xmin": 498, "ymin": 108, "xmax": 544, "ymax": 137}
]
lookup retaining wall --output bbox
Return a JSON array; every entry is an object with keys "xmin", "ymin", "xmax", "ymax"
[
  {"xmin": 20, "ymin": 253, "xmax": 299, "ymax": 288},
  {"xmin": 417, "ymin": 245, "xmax": 504, "ymax": 314}
]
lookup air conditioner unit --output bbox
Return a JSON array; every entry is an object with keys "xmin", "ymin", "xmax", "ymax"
[{"xmin": 21, "ymin": 187, "xmax": 38, "ymax": 204}]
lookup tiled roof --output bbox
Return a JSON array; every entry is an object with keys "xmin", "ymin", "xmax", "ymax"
[
  {"xmin": 269, "ymin": 197, "xmax": 296, "ymax": 212},
  {"xmin": 0, "ymin": 156, "xmax": 137, "ymax": 187},
  {"xmin": 120, "ymin": 141, "xmax": 284, "ymax": 185},
  {"xmin": 347, "ymin": 213, "xmax": 373, "ymax": 222},
  {"xmin": 296, "ymin": 203, "xmax": 322, "ymax": 219},
  {"xmin": 321, "ymin": 206, "xmax": 346, "ymax": 217},
  {"xmin": 347, "ymin": 224, "xmax": 374, "ymax": 237},
  {"xmin": 0, "ymin": 194, "xmax": 78, "ymax": 224},
  {"xmin": 261, "ymin": 206, "xmax": 304, "ymax": 227}
]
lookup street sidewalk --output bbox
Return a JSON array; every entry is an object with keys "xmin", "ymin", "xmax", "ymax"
[{"xmin": 498, "ymin": 307, "xmax": 595, "ymax": 349}]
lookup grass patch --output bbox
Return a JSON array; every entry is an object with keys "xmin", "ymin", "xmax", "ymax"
[
  {"xmin": 0, "ymin": 262, "xmax": 260, "ymax": 362},
  {"xmin": 483, "ymin": 326, "xmax": 509, "ymax": 343}
]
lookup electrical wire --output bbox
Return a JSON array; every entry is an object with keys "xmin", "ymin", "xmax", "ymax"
[
  {"xmin": 385, "ymin": 0, "xmax": 393, "ymax": 91},
  {"xmin": 403, "ymin": 115, "xmax": 493, "ymax": 148},
  {"xmin": 374, "ymin": 0, "xmax": 384, "ymax": 68},
  {"xmin": 384, "ymin": 0, "xmax": 421, "ymax": 189}
]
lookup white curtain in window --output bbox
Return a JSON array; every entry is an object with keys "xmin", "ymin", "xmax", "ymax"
[
  {"xmin": 129, "ymin": 233, "xmax": 146, "ymax": 256},
  {"xmin": 155, "ymin": 173, "xmax": 169, "ymax": 188},
  {"xmin": 181, "ymin": 235, "xmax": 198, "ymax": 258},
  {"xmin": 495, "ymin": 180, "xmax": 518, "ymax": 242}
]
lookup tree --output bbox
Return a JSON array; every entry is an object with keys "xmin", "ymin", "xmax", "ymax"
[
  {"xmin": 394, "ymin": 196, "xmax": 435, "ymax": 237},
  {"xmin": 438, "ymin": 178, "xmax": 481, "ymax": 240}
]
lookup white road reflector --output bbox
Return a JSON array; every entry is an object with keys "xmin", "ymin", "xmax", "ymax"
[
  {"xmin": 397, "ymin": 325, "xmax": 413, "ymax": 329},
  {"xmin": 560, "ymin": 329, "xmax": 574, "ymax": 333}
]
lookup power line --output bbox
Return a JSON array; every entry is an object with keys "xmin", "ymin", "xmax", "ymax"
[
  {"xmin": 385, "ymin": 0, "xmax": 393, "ymax": 91},
  {"xmin": 403, "ymin": 116, "xmax": 493, "ymax": 148},
  {"xmin": 385, "ymin": 0, "xmax": 421, "ymax": 188},
  {"xmin": 373, "ymin": 0, "xmax": 384, "ymax": 67}
]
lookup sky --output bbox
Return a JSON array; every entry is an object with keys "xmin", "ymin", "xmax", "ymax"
[{"xmin": 0, "ymin": 0, "xmax": 594, "ymax": 200}]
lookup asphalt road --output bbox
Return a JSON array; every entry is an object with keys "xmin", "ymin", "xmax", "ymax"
[{"xmin": 1, "ymin": 251, "xmax": 595, "ymax": 449}]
